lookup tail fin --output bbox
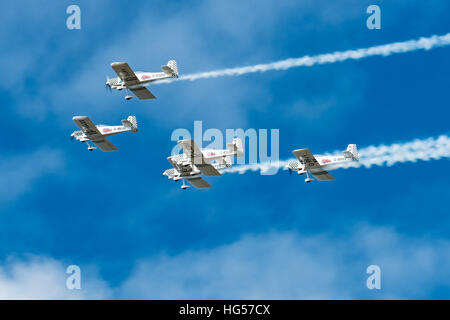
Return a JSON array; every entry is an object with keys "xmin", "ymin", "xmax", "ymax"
[
  {"xmin": 343, "ymin": 144, "xmax": 358, "ymax": 160},
  {"xmin": 122, "ymin": 116, "xmax": 138, "ymax": 132},
  {"xmin": 161, "ymin": 60, "xmax": 179, "ymax": 77},
  {"xmin": 227, "ymin": 138, "xmax": 244, "ymax": 157}
]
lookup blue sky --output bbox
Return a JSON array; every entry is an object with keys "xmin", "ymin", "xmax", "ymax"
[{"xmin": 0, "ymin": 0, "xmax": 449, "ymax": 299}]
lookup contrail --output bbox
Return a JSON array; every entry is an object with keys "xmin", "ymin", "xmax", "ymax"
[
  {"xmin": 155, "ymin": 33, "xmax": 450, "ymax": 84},
  {"xmin": 225, "ymin": 135, "xmax": 450, "ymax": 175}
]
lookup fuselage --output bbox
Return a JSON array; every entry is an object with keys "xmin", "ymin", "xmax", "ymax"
[
  {"xmin": 71, "ymin": 125, "xmax": 131, "ymax": 142},
  {"xmin": 106, "ymin": 72, "xmax": 175, "ymax": 90},
  {"xmin": 289, "ymin": 154, "xmax": 352, "ymax": 173},
  {"xmin": 315, "ymin": 154, "xmax": 348, "ymax": 166}
]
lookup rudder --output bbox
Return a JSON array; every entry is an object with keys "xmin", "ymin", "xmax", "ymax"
[
  {"xmin": 124, "ymin": 116, "xmax": 138, "ymax": 132},
  {"xmin": 228, "ymin": 138, "xmax": 244, "ymax": 157},
  {"xmin": 345, "ymin": 144, "xmax": 358, "ymax": 160},
  {"xmin": 168, "ymin": 60, "xmax": 178, "ymax": 76}
]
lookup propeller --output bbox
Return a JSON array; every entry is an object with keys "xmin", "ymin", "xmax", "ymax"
[{"xmin": 105, "ymin": 76, "xmax": 112, "ymax": 92}]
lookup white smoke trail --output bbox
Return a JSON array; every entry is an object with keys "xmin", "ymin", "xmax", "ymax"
[
  {"xmin": 155, "ymin": 33, "xmax": 450, "ymax": 84},
  {"xmin": 224, "ymin": 135, "xmax": 450, "ymax": 175}
]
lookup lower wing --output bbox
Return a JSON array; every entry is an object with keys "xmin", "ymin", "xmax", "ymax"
[
  {"xmin": 310, "ymin": 168, "xmax": 335, "ymax": 181},
  {"xmin": 186, "ymin": 176, "xmax": 212, "ymax": 189},
  {"xmin": 130, "ymin": 86, "xmax": 156, "ymax": 100},
  {"xmin": 91, "ymin": 138, "xmax": 118, "ymax": 151}
]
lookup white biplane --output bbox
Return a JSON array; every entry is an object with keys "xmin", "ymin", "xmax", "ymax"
[
  {"xmin": 287, "ymin": 144, "xmax": 359, "ymax": 183},
  {"xmin": 106, "ymin": 60, "xmax": 178, "ymax": 100},
  {"xmin": 71, "ymin": 115, "xmax": 138, "ymax": 151},
  {"xmin": 163, "ymin": 138, "xmax": 244, "ymax": 189}
]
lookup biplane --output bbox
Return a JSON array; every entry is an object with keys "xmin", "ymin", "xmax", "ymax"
[{"xmin": 163, "ymin": 138, "xmax": 244, "ymax": 189}]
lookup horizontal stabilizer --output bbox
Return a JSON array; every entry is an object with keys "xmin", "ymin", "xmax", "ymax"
[
  {"xmin": 121, "ymin": 116, "xmax": 138, "ymax": 132},
  {"xmin": 161, "ymin": 65, "xmax": 174, "ymax": 74},
  {"xmin": 161, "ymin": 60, "xmax": 178, "ymax": 77}
]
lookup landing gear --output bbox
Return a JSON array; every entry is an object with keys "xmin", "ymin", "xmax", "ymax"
[
  {"xmin": 304, "ymin": 171, "xmax": 313, "ymax": 183},
  {"xmin": 125, "ymin": 87, "xmax": 133, "ymax": 100},
  {"xmin": 181, "ymin": 178, "xmax": 190, "ymax": 190},
  {"xmin": 86, "ymin": 141, "xmax": 96, "ymax": 151}
]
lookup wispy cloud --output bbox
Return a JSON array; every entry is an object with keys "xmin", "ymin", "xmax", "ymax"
[
  {"xmin": 225, "ymin": 134, "xmax": 450, "ymax": 174},
  {"xmin": 154, "ymin": 33, "xmax": 450, "ymax": 84},
  {"xmin": 3, "ymin": 224, "xmax": 450, "ymax": 299},
  {"xmin": 0, "ymin": 256, "xmax": 110, "ymax": 299},
  {"xmin": 0, "ymin": 148, "xmax": 64, "ymax": 204},
  {"xmin": 113, "ymin": 225, "xmax": 450, "ymax": 299}
]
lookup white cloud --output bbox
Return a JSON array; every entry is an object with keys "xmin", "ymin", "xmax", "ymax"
[
  {"xmin": 1, "ymin": 224, "xmax": 450, "ymax": 299},
  {"xmin": 0, "ymin": 256, "xmax": 110, "ymax": 299},
  {"xmin": 118, "ymin": 225, "xmax": 450, "ymax": 299}
]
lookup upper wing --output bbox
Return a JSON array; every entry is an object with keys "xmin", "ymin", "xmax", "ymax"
[
  {"xmin": 292, "ymin": 148, "xmax": 335, "ymax": 181},
  {"xmin": 72, "ymin": 116, "xmax": 118, "ymax": 151},
  {"xmin": 178, "ymin": 139, "xmax": 221, "ymax": 176},
  {"xmin": 292, "ymin": 149, "xmax": 321, "ymax": 169},
  {"xmin": 186, "ymin": 176, "xmax": 212, "ymax": 189},
  {"xmin": 130, "ymin": 86, "xmax": 156, "ymax": 100},
  {"xmin": 110, "ymin": 62, "xmax": 156, "ymax": 99},
  {"xmin": 73, "ymin": 116, "xmax": 102, "ymax": 138},
  {"xmin": 111, "ymin": 62, "xmax": 140, "ymax": 86},
  {"xmin": 167, "ymin": 156, "xmax": 179, "ymax": 170}
]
